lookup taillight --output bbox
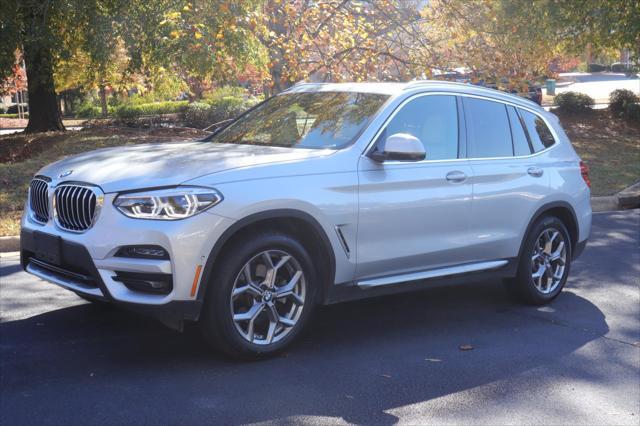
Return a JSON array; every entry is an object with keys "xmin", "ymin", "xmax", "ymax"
[{"xmin": 580, "ymin": 161, "xmax": 591, "ymax": 188}]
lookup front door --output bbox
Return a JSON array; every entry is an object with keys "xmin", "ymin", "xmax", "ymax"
[{"xmin": 356, "ymin": 94, "xmax": 474, "ymax": 281}]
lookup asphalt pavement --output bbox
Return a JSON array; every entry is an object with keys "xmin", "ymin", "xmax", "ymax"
[{"xmin": 1, "ymin": 210, "xmax": 639, "ymax": 425}]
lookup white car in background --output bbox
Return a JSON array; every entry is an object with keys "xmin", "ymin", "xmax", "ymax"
[{"xmin": 21, "ymin": 81, "xmax": 591, "ymax": 358}]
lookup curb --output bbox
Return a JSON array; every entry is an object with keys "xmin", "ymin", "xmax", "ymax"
[
  {"xmin": 592, "ymin": 180, "xmax": 640, "ymax": 212},
  {"xmin": 1, "ymin": 183, "xmax": 638, "ymax": 253}
]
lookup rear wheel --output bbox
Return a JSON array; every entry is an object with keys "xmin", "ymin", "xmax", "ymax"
[
  {"xmin": 508, "ymin": 215, "xmax": 572, "ymax": 305},
  {"xmin": 200, "ymin": 231, "xmax": 318, "ymax": 359}
]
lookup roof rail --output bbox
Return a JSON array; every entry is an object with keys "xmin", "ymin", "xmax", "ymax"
[
  {"xmin": 404, "ymin": 79, "xmax": 541, "ymax": 108},
  {"xmin": 403, "ymin": 80, "xmax": 472, "ymax": 90},
  {"xmin": 282, "ymin": 81, "xmax": 327, "ymax": 93}
]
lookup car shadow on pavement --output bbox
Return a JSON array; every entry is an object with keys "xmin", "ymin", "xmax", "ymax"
[{"xmin": 0, "ymin": 278, "xmax": 610, "ymax": 424}]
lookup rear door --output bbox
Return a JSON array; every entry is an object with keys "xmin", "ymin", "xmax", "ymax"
[
  {"xmin": 463, "ymin": 97, "xmax": 551, "ymax": 262},
  {"xmin": 356, "ymin": 94, "xmax": 474, "ymax": 281}
]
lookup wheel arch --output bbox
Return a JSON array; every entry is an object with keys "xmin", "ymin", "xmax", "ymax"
[
  {"xmin": 518, "ymin": 201, "xmax": 579, "ymax": 261},
  {"xmin": 196, "ymin": 209, "xmax": 337, "ymax": 305}
]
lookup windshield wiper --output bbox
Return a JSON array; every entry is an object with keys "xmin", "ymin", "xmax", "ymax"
[{"xmin": 199, "ymin": 119, "xmax": 236, "ymax": 142}]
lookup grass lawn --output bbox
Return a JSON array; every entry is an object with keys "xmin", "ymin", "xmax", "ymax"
[
  {"xmin": 558, "ymin": 110, "xmax": 640, "ymax": 196},
  {"xmin": 0, "ymin": 112, "xmax": 638, "ymax": 237}
]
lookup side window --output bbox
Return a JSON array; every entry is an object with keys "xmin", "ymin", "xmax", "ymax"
[
  {"xmin": 463, "ymin": 98, "xmax": 513, "ymax": 158},
  {"xmin": 519, "ymin": 109, "xmax": 556, "ymax": 152},
  {"xmin": 507, "ymin": 106, "xmax": 532, "ymax": 156},
  {"xmin": 377, "ymin": 95, "xmax": 459, "ymax": 160}
]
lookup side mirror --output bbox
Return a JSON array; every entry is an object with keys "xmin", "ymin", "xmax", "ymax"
[{"xmin": 369, "ymin": 133, "xmax": 426, "ymax": 162}]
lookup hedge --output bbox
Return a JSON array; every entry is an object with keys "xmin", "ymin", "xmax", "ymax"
[
  {"xmin": 0, "ymin": 113, "xmax": 29, "ymax": 119},
  {"xmin": 113, "ymin": 100, "xmax": 189, "ymax": 119}
]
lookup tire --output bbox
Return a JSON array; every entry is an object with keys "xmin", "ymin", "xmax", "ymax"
[
  {"xmin": 200, "ymin": 231, "xmax": 319, "ymax": 359},
  {"xmin": 508, "ymin": 215, "xmax": 572, "ymax": 305}
]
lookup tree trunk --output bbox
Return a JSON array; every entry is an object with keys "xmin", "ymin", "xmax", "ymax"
[
  {"xmin": 99, "ymin": 85, "xmax": 108, "ymax": 117},
  {"xmin": 23, "ymin": 3, "xmax": 64, "ymax": 133}
]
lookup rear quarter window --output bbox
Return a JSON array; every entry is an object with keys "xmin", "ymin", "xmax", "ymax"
[
  {"xmin": 463, "ymin": 97, "xmax": 513, "ymax": 158},
  {"xmin": 519, "ymin": 109, "xmax": 556, "ymax": 152},
  {"xmin": 507, "ymin": 106, "xmax": 532, "ymax": 156}
]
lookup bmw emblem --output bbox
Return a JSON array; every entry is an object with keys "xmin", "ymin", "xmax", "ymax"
[{"xmin": 59, "ymin": 170, "xmax": 73, "ymax": 178}]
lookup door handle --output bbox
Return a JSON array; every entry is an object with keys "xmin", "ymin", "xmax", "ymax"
[
  {"xmin": 527, "ymin": 167, "xmax": 544, "ymax": 178},
  {"xmin": 446, "ymin": 170, "xmax": 467, "ymax": 183}
]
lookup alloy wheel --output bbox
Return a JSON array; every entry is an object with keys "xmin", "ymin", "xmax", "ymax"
[
  {"xmin": 531, "ymin": 227, "xmax": 567, "ymax": 294},
  {"xmin": 230, "ymin": 250, "xmax": 306, "ymax": 345}
]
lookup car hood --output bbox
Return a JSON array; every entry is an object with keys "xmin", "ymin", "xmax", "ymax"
[{"xmin": 38, "ymin": 141, "xmax": 332, "ymax": 193}]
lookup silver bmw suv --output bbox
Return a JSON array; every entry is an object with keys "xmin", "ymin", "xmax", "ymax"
[{"xmin": 21, "ymin": 81, "xmax": 592, "ymax": 358}]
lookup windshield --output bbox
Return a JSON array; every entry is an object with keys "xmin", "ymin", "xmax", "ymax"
[{"xmin": 208, "ymin": 91, "xmax": 388, "ymax": 149}]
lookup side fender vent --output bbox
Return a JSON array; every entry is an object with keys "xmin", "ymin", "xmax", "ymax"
[{"xmin": 335, "ymin": 225, "xmax": 351, "ymax": 259}]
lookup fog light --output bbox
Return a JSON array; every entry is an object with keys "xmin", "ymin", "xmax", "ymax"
[
  {"xmin": 112, "ymin": 271, "xmax": 173, "ymax": 295},
  {"xmin": 115, "ymin": 245, "xmax": 169, "ymax": 260}
]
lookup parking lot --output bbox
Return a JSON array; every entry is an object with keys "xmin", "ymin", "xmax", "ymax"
[{"xmin": 1, "ymin": 210, "xmax": 638, "ymax": 425}]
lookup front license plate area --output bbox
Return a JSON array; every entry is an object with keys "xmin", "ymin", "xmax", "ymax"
[{"xmin": 33, "ymin": 231, "xmax": 62, "ymax": 265}]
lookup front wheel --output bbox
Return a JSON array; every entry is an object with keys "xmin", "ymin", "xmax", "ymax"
[
  {"xmin": 508, "ymin": 215, "xmax": 572, "ymax": 305},
  {"xmin": 200, "ymin": 231, "xmax": 318, "ymax": 359}
]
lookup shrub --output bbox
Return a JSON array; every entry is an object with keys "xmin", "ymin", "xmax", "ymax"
[
  {"xmin": 183, "ymin": 102, "xmax": 212, "ymax": 129},
  {"xmin": 0, "ymin": 113, "xmax": 28, "ymax": 119},
  {"xmin": 554, "ymin": 91, "xmax": 594, "ymax": 113},
  {"xmin": 609, "ymin": 89, "xmax": 639, "ymax": 114},
  {"xmin": 113, "ymin": 100, "xmax": 189, "ymax": 119},
  {"xmin": 202, "ymin": 86, "xmax": 249, "ymax": 103},
  {"xmin": 76, "ymin": 103, "xmax": 102, "ymax": 118},
  {"xmin": 184, "ymin": 92, "xmax": 258, "ymax": 129}
]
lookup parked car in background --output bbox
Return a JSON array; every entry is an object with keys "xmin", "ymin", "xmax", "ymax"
[{"xmin": 20, "ymin": 81, "xmax": 591, "ymax": 358}]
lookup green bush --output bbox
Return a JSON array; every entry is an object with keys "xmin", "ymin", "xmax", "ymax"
[
  {"xmin": 554, "ymin": 91, "xmax": 594, "ymax": 113},
  {"xmin": 185, "ymin": 96, "xmax": 257, "ymax": 129},
  {"xmin": 202, "ymin": 86, "xmax": 249, "ymax": 103},
  {"xmin": 183, "ymin": 102, "xmax": 212, "ymax": 129},
  {"xmin": 113, "ymin": 100, "xmax": 189, "ymax": 119},
  {"xmin": 609, "ymin": 89, "xmax": 639, "ymax": 114},
  {"xmin": 76, "ymin": 103, "xmax": 102, "ymax": 118}
]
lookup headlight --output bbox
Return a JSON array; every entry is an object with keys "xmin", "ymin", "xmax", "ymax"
[{"xmin": 114, "ymin": 186, "xmax": 223, "ymax": 220}]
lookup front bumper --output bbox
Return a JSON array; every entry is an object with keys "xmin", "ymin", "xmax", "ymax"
[{"xmin": 20, "ymin": 193, "xmax": 235, "ymax": 328}]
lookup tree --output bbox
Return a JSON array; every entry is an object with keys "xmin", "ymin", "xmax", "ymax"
[
  {"xmin": 551, "ymin": 0, "xmax": 640, "ymax": 60},
  {"xmin": 245, "ymin": 0, "xmax": 425, "ymax": 93},
  {"xmin": 421, "ymin": 0, "xmax": 560, "ymax": 88},
  {"xmin": 1, "ymin": 0, "xmax": 68, "ymax": 132},
  {"xmin": 157, "ymin": 0, "xmax": 267, "ymax": 99},
  {"xmin": 420, "ymin": 0, "xmax": 640, "ymax": 87}
]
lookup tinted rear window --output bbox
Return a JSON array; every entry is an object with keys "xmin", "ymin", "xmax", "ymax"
[
  {"xmin": 464, "ymin": 98, "xmax": 513, "ymax": 158},
  {"xmin": 520, "ymin": 109, "xmax": 556, "ymax": 152},
  {"xmin": 507, "ymin": 106, "xmax": 532, "ymax": 156}
]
